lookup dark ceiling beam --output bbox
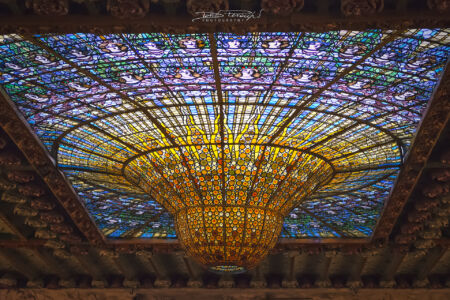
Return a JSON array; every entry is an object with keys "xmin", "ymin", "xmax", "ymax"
[
  {"xmin": 0, "ymin": 89, "xmax": 106, "ymax": 246},
  {"xmin": 182, "ymin": 255, "xmax": 196, "ymax": 280},
  {"xmin": 288, "ymin": 254, "xmax": 296, "ymax": 281},
  {"xmin": 0, "ymin": 239, "xmax": 45, "ymax": 248},
  {"xmin": 350, "ymin": 255, "xmax": 367, "ymax": 283},
  {"xmin": 0, "ymin": 211, "xmax": 27, "ymax": 241},
  {"xmin": 31, "ymin": 249, "xmax": 73, "ymax": 279},
  {"xmin": 321, "ymin": 256, "xmax": 333, "ymax": 282},
  {"xmin": 0, "ymin": 249, "xmax": 38, "ymax": 280},
  {"xmin": 72, "ymin": 253, "xmax": 106, "ymax": 282},
  {"xmin": 208, "ymin": 32, "xmax": 228, "ymax": 257},
  {"xmin": 114, "ymin": 255, "xmax": 139, "ymax": 281},
  {"xmin": 416, "ymin": 246, "xmax": 448, "ymax": 281},
  {"xmin": 380, "ymin": 250, "xmax": 407, "ymax": 284},
  {"xmin": 278, "ymin": 238, "xmax": 372, "ymax": 245},
  {"xmin": 135, "ymin": 251, "xmax": 161, "ymax": 279}
]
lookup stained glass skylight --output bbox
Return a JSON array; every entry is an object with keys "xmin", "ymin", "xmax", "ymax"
[{"xmin": 0, "ymin": 30, "xmax": 449, "ymax": 243}]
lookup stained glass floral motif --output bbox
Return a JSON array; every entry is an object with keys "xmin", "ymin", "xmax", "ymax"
[{"xmin": 0, "ymin": 30, "xmax": 449, "ymax": 242}]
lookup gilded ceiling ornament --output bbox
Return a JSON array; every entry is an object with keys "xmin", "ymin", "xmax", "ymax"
[
  {"xmin": 44, "ymin": 239, "xmax": 66, "ymax": 249},
  {"xmin": 260, "ymin": 0, "xmax": 304, "ymax": 15},
  {"xmin": 340, "ymin": 0, "xmax": 384, "ymax": 16},
  {"xmin": 0, "ymin": 177, "xmax": 16, "ymax": 190},
  {"xmin": 0, "ymin": 192, "xmax": 27, "ymax": 204},
  {"xmin": 61, "ymin": 234, "xmax": 83, "ymax": 243},
  {"xmin": 186, "ymin": 0, "xmax": 229, "ymax": 16},
  {"xmin": 25, "ymin": 217, "xmax": 47, "ymax": 228},
  {"xmin": 34, "ymin": 229, "xmax": 58, "ymax": 239},
  {"xmin": 428, "ymin": 0, "xmax": 450, "ymax": 12},
  {"xmin": 25, "ymin": 0, "xmax": 69, "ymax": 16},
  {"xmin": 30, "ymin": 198, "xmax": 56, "ymax": 210},
  {"xmin": 40, "ymin": 211, "xmax": 65, "ymax": 224},
  {"xmin": 50, "ymin": 223, "xmax": 73, "ymax": 234},
  {"xmin": 13, "ymin": 204, "xmax": 38, "ymax": 217},
  {"xmin": 107, "ymin": 0, "xmax": 150, "ymax": 18},
  {"xmin": 7, "ymin": 171, "xmax": 35, "ymax": 183}
]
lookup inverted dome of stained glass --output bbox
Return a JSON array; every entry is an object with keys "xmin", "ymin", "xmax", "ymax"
[{"xmin": 0, "ymin": 30, "xmax": 449, "ymax": 270}]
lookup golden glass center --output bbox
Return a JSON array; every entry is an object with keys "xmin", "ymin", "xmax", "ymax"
[{"xmin": 125, "ymin": 145, "xmax": 333, "ymax": 269}]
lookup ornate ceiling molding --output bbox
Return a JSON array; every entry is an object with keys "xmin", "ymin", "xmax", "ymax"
[
  {"xmin": 0, "ymin": 1, "xmax": 448, "ymax": 34},
  {"xmin": 0, "ymin": 90, "xmax": 106, "ymax": 247},
  {"xmin": 1, "ymin": 287, "xmax": 450, "ymax": 297},
  {"xmin": 0, "ymin": 15, "xmax": 448, "ymax": 35},
  {"xmin": 340, "ymin": 0, "xmax": 384, "ymax": 17}
]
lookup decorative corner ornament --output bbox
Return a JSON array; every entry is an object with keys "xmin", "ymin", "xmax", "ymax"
[
  {"xmin": 187, "ymin": 0, "xmax": 229, "ymax": 16},
  {"xmin": 187, "ymin": 279, "xmax": 203, "ymax": 288},
  {"xmin": 341, "ymin": 0, "xmax": 384, "ymax": 17},
  {"xmin": 428, "ymin": 0, "xmax": 450, "ymax": 12},
  {"xmin": 282, "ymin": 280, "xmax": 299, "ymax": 288},
  {"xmin": 154, "ymin": 278, "xmax": 172, "ymax": 288},
  {"xmin": 25, "ymin": 0, "xmax": 69, "ymax": 16},
  {"xmin": 107, "ymin": 0, "xmax": 150, "ymax": 19},
  {"xmin": 260, "ymin": 0, "xmax": 304, "ymax": 16}
]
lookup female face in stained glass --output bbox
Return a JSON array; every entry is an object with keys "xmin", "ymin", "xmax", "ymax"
[
  {"xmin": 69, "ymin": 48, "xmax": 92, "ymax": 61},
  {"xmin": 68, "ymin": 81, "xmax": 91, "ymax": 92},
  {"xmin": 219, "ymin": 38, "xmax": 249, "ymax": 56},
  {"xmin": 179, "ymin": 37, "xmax": 205, "ymax": 53},
  {"xmin": 347, "ymin": 78, "xmax": 373, "ymax": 90},
  {"xmin": 372, "ymin": 46, "xmax": 404, "ymax": 64},
  {"xmin": 175, "ymin": 68, "xmax": 201, "ymax": 80},
  {"xmin": 227, "ymin": 39, "xmax": 242, "ymax": 50},
  {"xmin": 394, "ymin": 89, "xmax": 417, "ymax": 101},
  {"xmin": 142, "ymin": 41, "xmax": 165, "ymax": 57},
  {"xmin": 24, "ymin": 93, "xmax": 50, "ymax": 103},
  {"xmin": 293, "ymin": 70, "xmax": 320, "ymax": 83},
  {"xmin": 234, "ymin": 67, "xmax": 261, "ymax": 80},
  {"xmin": 339, "ymin": 42, "xmax": 368, "ymax": 58},
  {"xmin": 119, "ymin": 73, "xmax": 143, "ymax": 84},
  {"xmin": 33, "ymin": 54, "xmax": 57, "ymax": 66},
  {"xmin": 294, "ymin": 39, "xmax": 328, "ymax": 58},
  {"xmin": 99, "ymin": 41, "xmax": 128, "ymax": 55},
  {"xmin": 305, "ymin": 40, "xmax": 323, "ymax": 52},
  {"xmin": 289, "ymin": 212, "xmax": 298, "ymax": 219},
  {"xmin": 261, "ymin": 37, "xmax": 289, "ymax": 54},
  {"xmin": 406, "ymin": 54, "xmax": 436, "ymax": 70},
  {"xmin": 4, "ymin": 61, "xmax": 28, "ymax": 72},
  {"xmin": 143, "ymin": 41, "xmax": 161, "ymax": 51}
]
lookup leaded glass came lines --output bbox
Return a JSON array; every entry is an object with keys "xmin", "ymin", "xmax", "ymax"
[{"xmin": 0, "ymin": 29, "xmax": 449, "ymax": 241}]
